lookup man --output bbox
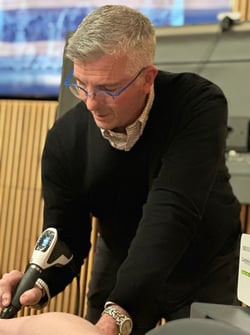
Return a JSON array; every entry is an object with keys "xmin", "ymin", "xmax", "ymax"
[{"xmin": 0, "ymin": 5, "xmax": 241, "ymax": 335}]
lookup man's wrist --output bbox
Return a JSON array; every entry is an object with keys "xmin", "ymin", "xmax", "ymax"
[{"xmin": 102, "ymin": 304, "xmax": 133, "ymax": 335}]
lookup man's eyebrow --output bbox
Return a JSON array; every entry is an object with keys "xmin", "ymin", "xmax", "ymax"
[
  {"xmin": 73, "ymin": 74, "xmax": 121, "ymax": 87},
  {"xmin": 73, "ymin": 75, "xmax": 85, "ymax": 85}
]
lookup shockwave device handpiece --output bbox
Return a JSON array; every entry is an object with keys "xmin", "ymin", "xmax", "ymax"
[{"xmin": 0, "ymin": 227, "xmax": 73, "ymax": 319}]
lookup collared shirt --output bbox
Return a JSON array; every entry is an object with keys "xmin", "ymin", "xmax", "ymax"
[{"xmin": 101, "ymin": 86, "xmax": 155, "ymax": 151}]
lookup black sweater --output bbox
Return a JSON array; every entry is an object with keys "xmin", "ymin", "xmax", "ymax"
[{"xmin": 41, "ymin": 71, "xmax": 241, "ymax": 316}]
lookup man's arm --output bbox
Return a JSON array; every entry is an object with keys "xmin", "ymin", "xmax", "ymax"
[
  {"xmin": 40, "ymin": 110, "xmax": 92, "ymax": 298},
  {"xmin": 105, "ymin": 74, "xmax": 229, "ymax": 315}
]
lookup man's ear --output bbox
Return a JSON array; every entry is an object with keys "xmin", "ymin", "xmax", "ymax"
[{"xmin": 143, "ymin": 66, "xmax": 158, "ymax": 93}]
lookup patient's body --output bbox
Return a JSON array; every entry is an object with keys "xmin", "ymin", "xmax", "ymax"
[{"xmin": 0, "ymin": 312, "xmax": 102, "ymax": 335}]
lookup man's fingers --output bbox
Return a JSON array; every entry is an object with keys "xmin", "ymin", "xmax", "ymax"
[
  {"xmin": 0, "ymin": 270, "xmax": 42, "ymax": 308},
  {"xmin": 2, "ymin": 270, "xmax": 23, "ymax": 288},
  {"xmin": 20, "ymin": 287, "xmax": 43, "ymax": 307},
  {"xmin": 0, "ymin": 270, "xmax": 23, "ymax": 307}
]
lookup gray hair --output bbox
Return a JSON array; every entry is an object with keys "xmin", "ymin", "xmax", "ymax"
[{"xmin": 65, "ymin": 5, "xmax": 156, "ymax": 72}]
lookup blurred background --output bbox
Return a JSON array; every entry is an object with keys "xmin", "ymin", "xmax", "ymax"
[{"xmin": 0, "ymin": 0, "xmax": 243, "ymax": 99}]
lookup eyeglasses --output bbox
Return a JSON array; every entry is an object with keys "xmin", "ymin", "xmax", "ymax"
[{"xmin": 64, "ymin": 67, "xmax": 146, "ymax": 101}]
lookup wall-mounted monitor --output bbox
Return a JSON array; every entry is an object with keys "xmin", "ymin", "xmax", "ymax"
[{"xmin": 0, "ymin": 1, "xmax": 231, "ymax": 99}]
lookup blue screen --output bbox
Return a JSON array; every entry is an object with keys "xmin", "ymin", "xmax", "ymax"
[{"xmin": 0, "ymin": 1, "xmax": 231, "ymax": 98}]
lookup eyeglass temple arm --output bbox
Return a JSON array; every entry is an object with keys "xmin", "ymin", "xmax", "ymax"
[{"xmin": 64, "ymin": 69, "xmax": 74, "ymax": 86}]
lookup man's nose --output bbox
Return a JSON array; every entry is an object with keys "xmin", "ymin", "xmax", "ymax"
[{"xmin": 84, "ymin": 93, "xmax": 104, "ymax": 110}]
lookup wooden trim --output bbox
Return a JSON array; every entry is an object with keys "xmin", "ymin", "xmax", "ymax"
[
  {"xmin": 0, "ymin": 99, "xmax": 99, "ymax": 317},
  {"xmin": 233, "ymin": 0, "xmax": 250, "ymax": 20},
  {"xmin": 241, "ymin": 205, "xmax": 250, "ymax": 233}
]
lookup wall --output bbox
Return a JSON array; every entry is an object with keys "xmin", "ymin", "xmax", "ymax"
[
  {"xmin": 154, "ymin": 22, "xmax": 250, "ymax": 119},
  {"xmin": 0, "ymin": 100, "xmax": 97, "ymax": 317}
]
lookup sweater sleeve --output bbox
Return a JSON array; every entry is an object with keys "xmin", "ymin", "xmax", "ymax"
[
  {"xmin": 107, "ymin": 74, "xmax": 231, "ymax": 316},
  {"xmin": 39, "ymin": 107, "xmax": 92, "ymax": 297}
]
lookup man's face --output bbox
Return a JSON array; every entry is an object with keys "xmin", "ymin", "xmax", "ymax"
[{"xmin": 73, "ymin": 54, "xmax": 157, "ymax": 131}]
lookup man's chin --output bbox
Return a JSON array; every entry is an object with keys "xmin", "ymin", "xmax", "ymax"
[{"xmin": 94, "ymin": 119, "xmax": 113, "ymax": 130}]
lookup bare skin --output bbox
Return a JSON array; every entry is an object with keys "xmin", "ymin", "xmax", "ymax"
[{"xmin": 0, "ymin": 312, "xmax": 102, "ymax": 335}]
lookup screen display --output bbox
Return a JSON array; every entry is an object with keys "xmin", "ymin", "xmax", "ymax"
[
  {"xmin": 0, "ymin": 0, "xmax": 231, "ymax": 98},
  {"xmin": 36, "ymin": 230, "xmax": 55, "ymax": 252}
]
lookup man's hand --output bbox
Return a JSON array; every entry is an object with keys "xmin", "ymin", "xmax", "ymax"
[
  {"xmin": 96, "ymin": 312, "xmax": 118, "ymax": 335},
  {"xmin": 0, "ymin": 270, "xmax": 42, "ymax": 309}
]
